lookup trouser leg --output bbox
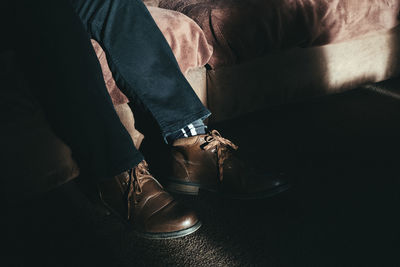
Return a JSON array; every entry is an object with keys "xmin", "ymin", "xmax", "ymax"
[
  {"xmin": 14, "ymin": 0, "xmax": 144, "ymax": 180},
  {"xmin": 69, "ymin": 0, "xmax": 211, "ymax": 139}
]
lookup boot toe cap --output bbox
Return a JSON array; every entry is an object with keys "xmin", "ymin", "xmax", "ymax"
[{"xmin": 143, "ymin": 200, "xmax": 200, "ymax": 235}]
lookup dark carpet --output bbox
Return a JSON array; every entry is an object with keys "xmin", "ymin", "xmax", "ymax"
[{"xmin": 3, "ymin": 78, "xmax": 400, "ymax": 266}]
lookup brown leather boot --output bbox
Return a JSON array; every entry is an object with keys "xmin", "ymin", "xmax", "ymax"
[
  {"xmin": 167, "ymin": 130, "xmax": 289, "ymax": 199},
  {"xmin": 97, "ymin": 160, "xmax": 201, "ymax": 239}
]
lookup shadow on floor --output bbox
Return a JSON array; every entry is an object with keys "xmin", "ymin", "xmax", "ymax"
[{"xmin": 3, "ymin": 79, "xmax": 400, "ymax": 266}]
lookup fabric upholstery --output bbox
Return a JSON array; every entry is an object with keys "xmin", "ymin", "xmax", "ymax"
[
  {"xmin": 159, "ymin": 0, "xmax": 400, "ymax": 68},
  {"xmin": 142, "ymin": 0, "xmax": 160, "ymax": 7}
]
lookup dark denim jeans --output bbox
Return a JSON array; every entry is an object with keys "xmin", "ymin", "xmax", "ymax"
[
  {"xmin": 14, "ymin": 0, "xmax": 210, "ymax": 181},
  {"xmin": 69, "ymin": 0, "xmax": 210, "ymax": 137}
]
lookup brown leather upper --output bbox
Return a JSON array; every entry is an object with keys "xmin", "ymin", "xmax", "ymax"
[
  {"xmin": 172, "ymin": 133, "xmax": 220, "ymax": 188},
  {"xmin": 171, "ymin": 130, "xmax": 288, "ymax": 197},
  {"xmin": 98, "ymin": 161, "xmax": 198, "ymax": 234}
]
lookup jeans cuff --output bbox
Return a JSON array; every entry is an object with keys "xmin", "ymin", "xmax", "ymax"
[{"xmin": 162, "ymin": 109, "xmax": 211, "ymax": 143}]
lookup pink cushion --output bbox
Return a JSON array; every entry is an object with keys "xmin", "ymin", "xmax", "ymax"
[{"xmin": 91, "ymin": 6, "xmax": 213, "ymax": 105}]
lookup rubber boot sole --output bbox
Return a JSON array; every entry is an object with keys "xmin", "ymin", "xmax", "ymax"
[{"xmin": 134, "ymin": 220, "xmax": 202, "ymax": 240}]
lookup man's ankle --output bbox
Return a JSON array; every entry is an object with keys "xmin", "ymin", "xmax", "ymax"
[{"xmin": 166, "ymin": 119, "xmax": 207, "ymax": 144}]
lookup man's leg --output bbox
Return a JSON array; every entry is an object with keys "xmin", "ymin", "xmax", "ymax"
[
  {"xmin": 14, "ymin": 0, "xmax": 142, "ymax": 180},
  {"xmin": 69, "ymin": 0, "xmax": 289, "ymax": 199},
  {"xmin": 69, "ymin": 0, "xmax": 211, "ymax": 139},
  {"xmin": 14, "ymin": 0, "xmax": 201, "ymax": 238}
]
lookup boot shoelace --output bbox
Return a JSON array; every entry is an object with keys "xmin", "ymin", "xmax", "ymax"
[
  {"xmin": 126, "ymin": 160, "xmax": 153, "ymax": 220},
  {"xmin": 203, "ymin": 130, "xmax": 238, "ymax": 181}
]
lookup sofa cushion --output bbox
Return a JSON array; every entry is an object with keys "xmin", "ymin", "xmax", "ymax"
[
  {"xmin": 159, "ymin": 0, "xmax": 400, "ymax": 69},
  {"xmin": 142, "ymin": 0, "xmax": 160, "ymax": 7}
]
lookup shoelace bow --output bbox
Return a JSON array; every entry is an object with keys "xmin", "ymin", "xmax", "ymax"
[{"xmin": 203, "ymin": 130, "xmax": 238, "ymax": 181}]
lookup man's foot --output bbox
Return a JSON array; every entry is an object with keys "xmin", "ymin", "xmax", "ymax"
[
  {"xmin": 166, "ymin": 130, "xmax": 289, "ymax": 199},
  {"xmin": 97, "ymin": 161, "xmax": 201, "ymax": 239}
]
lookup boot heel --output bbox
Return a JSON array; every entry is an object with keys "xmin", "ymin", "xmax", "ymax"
[{"xmin": 166, "ymin": 181, "xmax": 200, "ymax": 195}]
